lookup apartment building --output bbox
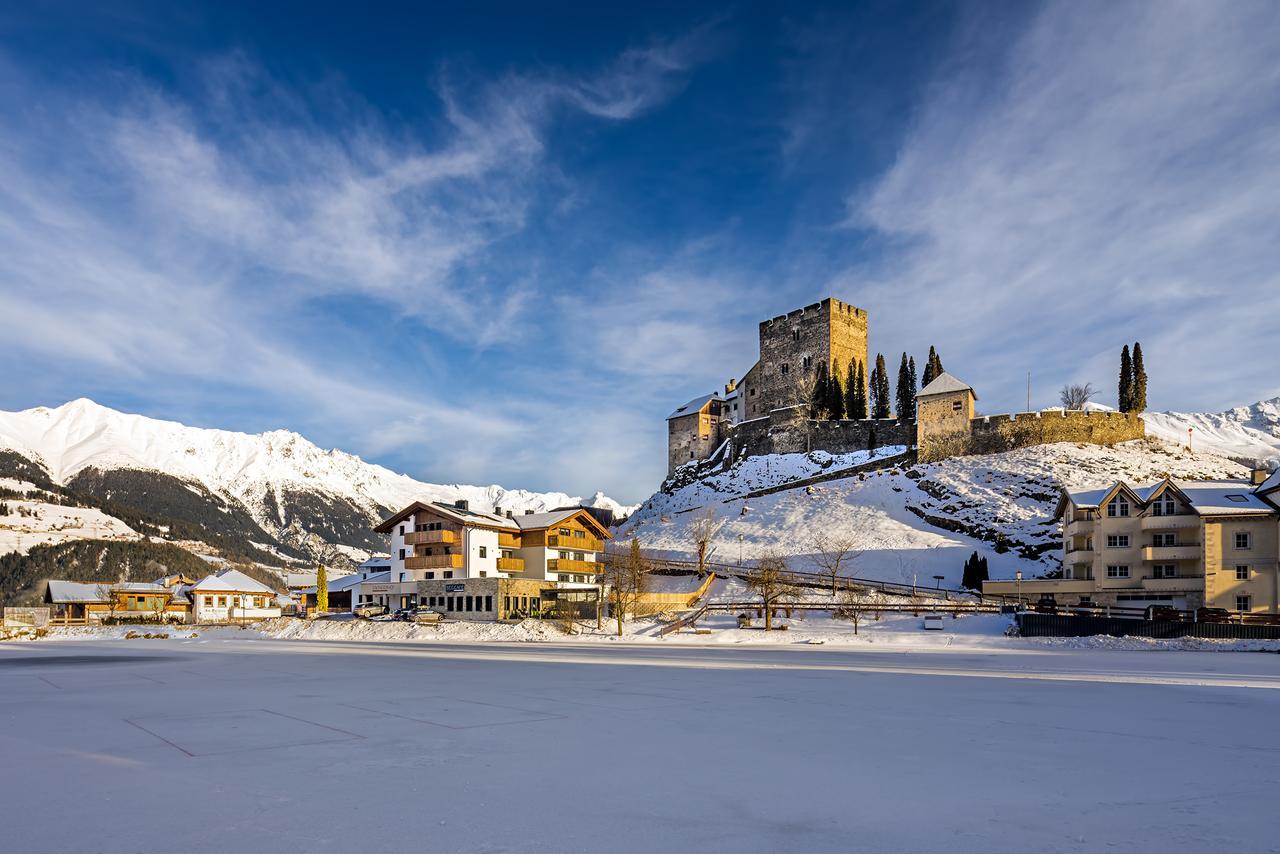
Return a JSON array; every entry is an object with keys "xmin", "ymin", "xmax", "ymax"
[
  {"xmin": 985, "ymin": 466, "xmax": 1280, "ymax": 613},
  {"xmin": 364, "ymin": 500, "xmax": 612, "ymax": 612}
]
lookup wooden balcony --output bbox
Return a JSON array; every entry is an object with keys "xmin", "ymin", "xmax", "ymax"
[
  {"xmin": 498, "ymin": 531, "xmax": 522, "ymax": 548},
  {"xmin": 497, "ymin": 557, "xmax": 525, "ymax": 572},
  {"xmin": 547, "ymin": 534, "xmax": 604, "ymax": 551},
  {"xmin": 405, "ymin": 529, "xmax": 456, "ymax": 546},
  {"xmin": 1140, "ymin": 515, "xmax": 1199, "ymax": 531},
  {"xmin": 405, "ymin": 554, "xmax": 464, "ymax": 571},
  {"xmin": 547, "ymin": 558, "xmax": 598, "ymax": 575}
]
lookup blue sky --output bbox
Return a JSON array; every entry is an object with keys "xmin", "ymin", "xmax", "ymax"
[{"xmin": 1, "ymin": 1, "xmax": 1278, "ymax": 503}]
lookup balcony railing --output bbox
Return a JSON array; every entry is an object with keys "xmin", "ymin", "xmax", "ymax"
[
  {"xmin": 1140, "ymin": 515, "xmax": 1199, "ymax": 531},
  {"xmin": 405, "ymin": 554, "xmax": 464, "ymax": 570},
  {"xmin": 1141, "ymin": 544, "xmax": 1201, "ymax": 562},
  {"xmin": 405, "ymin": 530, "xmax": 456, "ymax": 546},
  {"xmin": 1064, "ymin": 547, "xmax": 1093, "ymax": 564},
  {"xmin": 1141, "ymin": 574, "xmax": 1204, "ymax": 591},
  {"xmin": 547, "ymin": 558, "xmax": 598, "ymax": 575},
  {"xmin": 496, "ymin": 557, "xmax": 525, "ymax": 572},
  {"xmin": 547, "ymin": 534, "xmax": 604, "ymax": 551},
  {"xmin": 498, "ymin": 532, "xmax": 522, "ymax": 548}
]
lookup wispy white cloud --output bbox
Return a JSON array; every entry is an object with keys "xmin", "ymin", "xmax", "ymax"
[
  {"xmin": 0, "ymin": 31, "xmax": 714, "ymax": 499},
  {"xmin": 843, "ymin": 0, "xmax": 1280, "ymax": 412}
]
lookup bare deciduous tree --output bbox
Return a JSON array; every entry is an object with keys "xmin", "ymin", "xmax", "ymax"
[
  {"xmin": 96, "ymin": 581, "xmax": 124, "ymax": 622},
  {"xmin": 835, "ymin": 586, "xmax": 870, "ymax": 635},
  {"xmin": 808, "ymin": 522, "xmax": 867, "ymax": 598},
  {"xmin": 1059, "ymin": 382, "xmax": 1096, "ymax": 411},
  {"xmin": 689, "ymin": 507, "xmax": 723, "ymax": 578},
  {"xmin": 746, "ymin": 552, "xmax": 793, "ymax": 631},
  {"xmin": 602, "ymin": 538, "xmax": 649, "ymax": 637}
]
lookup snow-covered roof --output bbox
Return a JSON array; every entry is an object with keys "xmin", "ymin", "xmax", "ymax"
[
  {"xmin": 191, "ymin": 568, "xmax": 276, "ymax": 594},
  {"xmin": 1257, "ymin": 466, "xmax": 1280, "ymax": 498},
  {"xmin": 1064, "ymin": 478, "xmax": 1275, "ymax": 516},
  {"xmin": 358, "ymin": 556, "xmax": 391, "ymax": 570},
  {"xmin": 45, "ymin": 580, "xmax": 110, "ymax": 604},
  {"xmin": 917, "ymin": 372, "xmax": 976, "ymax": 399},
  {"xmin": 118, "ymin": 582, "xmax": 169, "ymax": 594},
  {"xmin": 512, "ymin": 509, "xmax": 580, "ymax": 530},
  {"xmin": 666, "ymin": 393, "xmax": 723, "ymax": 420},
  {"xmin": 300, "ymin": 571, "xmax": 386, "ymax": 595}
]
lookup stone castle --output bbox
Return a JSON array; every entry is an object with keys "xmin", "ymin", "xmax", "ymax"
[{"xmin": 666, "ymin": 296, "xmax": 1145, "ymax": 476}]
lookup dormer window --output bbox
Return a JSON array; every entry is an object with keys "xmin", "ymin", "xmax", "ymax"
[
  {"xmin": 1107, "ymin": 497, "xmax": 1130, "ymax": 518},
  {"xmin": 1152, "ymin": 496, "xmax": 1176, "ymax": 516}
]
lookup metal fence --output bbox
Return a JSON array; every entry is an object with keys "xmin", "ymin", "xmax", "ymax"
[{"xmin": 1016, "ymin": 613, "xmax": 1280, "ymax": 640}]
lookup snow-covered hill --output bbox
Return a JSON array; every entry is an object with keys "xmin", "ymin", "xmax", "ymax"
[
  {"xmin": 619, "ymin": 437, "xmax": 1253, "ymax": 588},
  {"xmin": 1144, "ymin": 397, "xmax": 1280, "ymax": 462},
  {"xmin": 0, "ymin": 399, "xmax": 635, "ymax": 563}
]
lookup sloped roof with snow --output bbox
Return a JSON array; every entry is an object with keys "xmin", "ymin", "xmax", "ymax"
[
  {"xmin": 1063, "ymin": 477, "xmax": 1275, "ymax": 517},
  {"xmin": 191, "ymin": 568, "xmax": 276, "ymax": 594},
  {"xmin": 1257, "ymin": 467, "xmax": 1280, "ymax": 499},
  {"xmin": 666, "ymin": 393, "xmax": 722, "ymax": 420},
  {"xmin": 917, "ymin": 372, "xmax": 976, "ymax": 399},
  {"xmin": 45, "ymin": 580, "xmax": 110, "ymax": 604},
  {"xmin": 300, "ymin": 571, "xmax": 387, "ymax": 595}
]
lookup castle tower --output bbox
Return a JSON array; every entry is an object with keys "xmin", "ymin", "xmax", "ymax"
[
  {"xmin": 915, "ymin": 372, "xmax": 977, "ymax": 462},
  {"xmin": 755, "ymin": 297, "xmax": 868, "ymax": 416}
]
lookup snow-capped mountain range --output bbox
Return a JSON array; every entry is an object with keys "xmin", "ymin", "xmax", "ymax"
[
  {"xmin": 0, "ymin": 399, "xmax": 635, "ymax": 565},
  {"xmin": 1144, "ymin": 397, "xmax": 1280, "ymax": 462}
]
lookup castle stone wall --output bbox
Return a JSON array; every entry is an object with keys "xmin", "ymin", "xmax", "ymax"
[
  {"xmin": 728, "ymin": 406, "xmax": 913, "ymax": 460},
  {"xmin": 968, "ymin": 410, "xmax": 1146, "ymax": 453}
]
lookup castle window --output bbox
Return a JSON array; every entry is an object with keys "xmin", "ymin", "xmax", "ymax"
[
  {"xmin": 802, "ymin": 355, "xmax": 813, "ymax": 371},
  {"xmin": 781, "ymin": 364, "xmax": 789, "ymax": 375},
  {"xmin": 792, "ymin": 329, "xmax": 800, "ymax": 341},
  {"xmin": 951, "ymin": 401, "xmax": 962, "ymax": 411}
]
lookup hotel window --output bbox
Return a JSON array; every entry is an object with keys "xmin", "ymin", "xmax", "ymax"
[
  {"xmin": 479, "ymin": 571, "xmax": 487, "ymax": 578},
  {"xmin": 1153, "ymin": 496, "xmax": 1175, "ymax": 516},
  {"xmin": 1153, "ymin": 564, "xmax": 1175, "ymax": 579},
  {"xmin": 478, "ymin": 546, "xmax": 487, "ymax": 558},
  {"xmin": 1106, "ymin": 565, "xmax": 1129, "ymax": 578},
  {"xmin": 399, "ymin": 525, "xmax": 404, "ymax": 536},
  {"xmin": 574, "ymin": 552, "xmax": 585, "ymax": 561},
  {"xmin": 1151, "ymin": 533, "xmax": 1175, "ymax": 547},
  {"xmin": 425, "ymin": 572, "xmax": 434, "ymax": 579},
  {"xmin": 217, "ymin": 596, "xmax": 227, "ymax": 607},
  {"xmin": 399, "ymin": 548, "xmax": 405, "ymax": 560},
  {"xmin": 444, "ymin": 571, "xmax": 453, "ymax": 579},
  {"xmin": 559, "ymin": 528, "xmax": 571, "ymax": 536},
  {"xmin": 205, "ymin": 596, "xmax": 214, "ymax": 606},
  {"xmin": 573, "ymin": 530, "xmax": 585, "ymax": 539},
  {"xmin": 1236, "ymin": 595, "xmax": 1251, "ymax": 612},
  {"xmin": 1235, "ymin": 532, "xmax": 1252, "ymax": 550},
  {"xmin": 1236, "ymin": 565, "xmax": 1250, "ymax": 580},
  {"xmin": 1107, "ymin": 498, "xmax": 1129, "ymax": 518},
  {"xmin": 1106, "ymin": 535, "xmax": 1129, "ymax": 548}
]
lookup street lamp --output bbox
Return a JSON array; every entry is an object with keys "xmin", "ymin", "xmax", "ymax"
[
  {"xmin": 738, "ymin": 533, "xmax": 744, "ymax": 566},
  {"xmin": 1015, "ymin": 570, "xmax": 1023, "ymax": 609}
]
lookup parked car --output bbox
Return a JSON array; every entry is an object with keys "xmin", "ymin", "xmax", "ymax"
[
  {"xmin": 1195, "ymin": 607, "xmax": 1233, "ymax": 624},
  {"xmin": 353, "ymin": 602, "xmax": 388, "ymax": 618},
  {"xmin": 1144, "ymin": 605, "xmax": 1181, "ymax": 621},
  {"xmin": 409, "ymin": 609, "xmax": 443, "ymax": 624},
  {"xmin": 1034, "ymin": 597, "xmax": 1058, "ymax": 615}
]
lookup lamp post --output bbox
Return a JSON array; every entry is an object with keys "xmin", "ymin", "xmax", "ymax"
[
  {"xmin": 1015, "ymin": 570, "xmax": 1023, "ymax": 609},
  {"xmin": 933, "ymin": 575, "xmax": 945, "ymax": 601},
  {"xmin": 738, "ymin": 533, "xmax": 744, "ymax": 566}
]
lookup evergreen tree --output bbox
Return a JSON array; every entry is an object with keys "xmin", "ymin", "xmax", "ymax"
[
  {"xmin": 811, "ymin": 360, "xmax": 830, "ymax": 418},
  {"xmin": 849, "ymin": 361, "xmax": 868, "ymax": 419},
  {"xmin": 1119, "ymin": 344, "xmax": 1133, "ymax": 412},
  {"xmin": 315, "ymin": 563, "xmax": 328, "ymax": 614},
  {"xmin": 1131, "ymin": 342, "xmax": 1147, "ymax": 413},
  {"xmin": 827, "ymin": 361, "xmax": 846, "ymax": 420},
  {"xmin": 871, "ymin": 353, "xmax": 892, "ymax": 419},
  {"xmin": 844, "ymin": 360, "xmax": 859, "ymax": 421},
  {"xmin": 922, "ymin": 346, "xmax": 945, "ymax": 387},
  {"xmin": 962, "ymin": 552, "xmax": 990, "ymax": 590},
  {"xmin": 907, "ymin": 356, "xmax": 918, "ymax": 420},
  {"xmin": 895, "ymin": 353, "xmax": 914, "ymax": 422}
]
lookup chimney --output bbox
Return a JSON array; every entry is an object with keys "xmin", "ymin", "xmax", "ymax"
[
  {"xmin": 494, "ymin": 505, "xmax": 502, "ymax": 515},
  {"xmin": 506, "ymin": 510, "xmax": 514, "ymax": 519},
  {"xmin": 525, "ymin": 509, "xmax": 535, "ymax": 515},
  {"xmin": 455, "ymin": 499, "xmax": 469, "ymax": 510},
  {"xmin": 1251, "ymin": 465, "xmax": 1269, "ymax": 486}
]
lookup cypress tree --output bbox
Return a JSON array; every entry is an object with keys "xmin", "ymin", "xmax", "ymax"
[
  {"xmin": 1131, "ymin": 342, "xmax": 1147, "ymax": 413},
  {"xmin": 922, "ymin": 346, "xmax": 945, "ymax": 387},
  {"xmin": 315, "ymin": 563, "xmax": 328, "ymax": 614},
  {"xmin": 827, "ymin": 361, "xmax": 845, "ymax": 420},
  {"xmin": 871, "ymin": 353, "xmax": 892, "ymax": 419},
  {"xmin": 844, "ymin": 360, "xmax": 859, "ymax": 421},
  {"xmin": 812, "ymin": 360, "xmax": 831, "ymax": 418},
  {"xmin": 931, "ymin": 348, "xmax": 944, "ymax": 379},
  {"xmin": 907, "ymin": 356, "xmax": 918, "ymax": 420},
  {"xmin": 1119, "ymin": 345, "xmax": 1133, "ymax": 412},
  {"xmin": 895, "ymin": 353, "xmax": 913, "ymax": 422},
  {"xmin": 850, "ymin": 361, "xmax": 868, "ymax": 419}
]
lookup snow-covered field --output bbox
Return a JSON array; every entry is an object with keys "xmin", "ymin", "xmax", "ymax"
[
  {"xmin": 621, "ymin": 438, "xmax": 1253, "ymax": 586},
  {"xmin": 2, "ymin": 634, "xmax": 1279, "ymax": 853},
  {"xmin": 0, "ymin": 491, "xmax": 138, "ymax": 555}
]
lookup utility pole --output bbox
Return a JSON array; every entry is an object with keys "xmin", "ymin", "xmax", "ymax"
[{"xmin": 1026, "ymin": 371, "xmax": 1031, "ymax": 412}]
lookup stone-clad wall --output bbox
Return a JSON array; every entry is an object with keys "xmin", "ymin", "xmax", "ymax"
[
  {"xmin": 755, "ymin": 299, "xmax": 868, "ymax": 417},
  {"xmin": 967, "ymin": 410, "xmax": 1145, "ymax": 454},
  {"xmin": 728, "ymin": 405, "xmax": 913, "ymax": 459}
]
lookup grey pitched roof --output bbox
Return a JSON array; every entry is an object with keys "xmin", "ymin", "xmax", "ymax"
[
  {"xmin": 191, "ymin": 568, "xmax": 276, "ymax": 594},
  {"xmin": 917, "ymin": 372, "xmax": 976, "ymax": 399},
  {"xmin": 1065, "ymin": 478, "xmax": 1275, "ymax": 516},
  {"xmin": 45, "ymin": 580, "xmax": 110, "ymax": 604},
  {"xmin": 666, "ymin": 393, "xmax": 722, "ymax": 420},
  {"xmin": 512, "ymin": 509, "xmax": 581, "ymax": 530}
]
